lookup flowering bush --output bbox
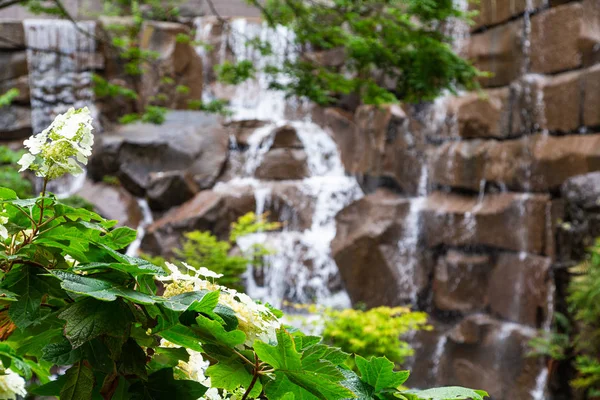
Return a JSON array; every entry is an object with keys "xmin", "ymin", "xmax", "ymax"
[{"xmin": 0, "ymin": 108, "xmax": 489, "ymax": 399}]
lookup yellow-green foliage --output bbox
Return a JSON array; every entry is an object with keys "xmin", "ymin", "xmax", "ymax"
[
  {"xmin": 230, "ymin": 212, "xmax": 282, "ymax": 242},
  {"xmin": 322, "ymin": 306, "xmax": 430, "ymax": 370}
]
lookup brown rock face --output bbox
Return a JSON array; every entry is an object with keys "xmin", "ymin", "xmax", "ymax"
[
  {"xmin": 431, "ymin": 133, "xmax": 600, "ymax": 192},
  {"xmin": 0, "ymin": 21, "xmax": 25, "ymax": 49},
  {"xmin": 138, "ymin": 21, "xmax": 203, "ymax": 110},
  {"xmin": 147, "ymin": 171, "xmax": 200, "ymax": 211},
  {"xmin": 254, "ymin": 149, "xmax": 309, "ymax": 181},
  {"xmin": 583, "ymin": 64, "xmax": 600, "ymax": 128},
  {"xmin": 0, "ymin": 106, "xmax": 31, "ymax": 139},
  {"xmin": 89, "ymin": 111, "xmax": 228, "ymax": 196},
  {"xmin": 530, "ymin": 1, "xmax": 600, "ymax": 74},
  {"xmin": 470, "ymin": 0, "xmax": 545, "ymax": 30},
  {"xmin": 76, "ymin": 180, "xmax": 142, "ymax": 229},
  {"xmin": 0, "ymin": 76, "xmax": 29, "ymax": 105},
  {"xmin": 468, "ymin": 19, "xmax": 525, "ymax": 87},
  {"xmin": 421, "ymin": 192, "xmax": 550, "ymax": 255},
  {"xmin": 0, "ymin": 51, "xmax": 27, "ymax": 82}
]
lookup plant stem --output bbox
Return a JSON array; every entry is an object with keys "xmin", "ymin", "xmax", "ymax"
[
  {"xmin": 241, "ymin": 352, "xmax": 260, "ymax": 400},
  {"xmin": 34, "ymin": 177, "xmax": 49, "ymax": 234}
]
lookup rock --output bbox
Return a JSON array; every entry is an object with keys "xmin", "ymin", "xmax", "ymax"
[
  {"xmin": 488, "ymin": 252, "xmax": 552, "ymax": 327},
  {"xmin": 421, "ymin": 192, "xmax": 550, "ymax": 255},
  {"xmin": 0, "ymin": 51, "xmax": 27, "ymax": 82},
  {"xmin": 138, "ymin": 21, "xmax": 203, "ymax": 110},
  {"xmin": 530, "ymin": 1, "xmax": 600, "ymax": 74},
  {"xmin": 271, "ymin": 125, "xmax": 303, "ymax": 149},
  {"xmin": 0, "ymin": 21, "xmax": 25, "ymax": 49},
  {"xmin": 147, "ymin": 171, "xmax": 200, "ymax": 211},
  {"xmin": 430, "ymin": 133, "xmax": 600, "ymax": 192},
  {"xmin": 433, "ymin": 250, "xmax": 493, "ymax": 313},
  {"xmin": 89, "ymin": 111, "xmax": 228, "ymax": 196},
  {"xmin": 0, "ymin": 76, "xmax": 30, "ymax": 104},
  {"xmin": 225, "ymin": 119, "xmax": 269, "ymax": 148},
  {"xmin": 583, "ymin": 64, "xmax": 600, "ymax": 128},
  {"xmin": 75, "ymin": 180, "xmax": 142, "ymax": 229},
  {"xmin": 332, "ymin": 190, "xmax": 433, "ymax": 307},
  {"xmin": 561, "ymin": 172, "xmax": 600, "ymax": 210},
  {"xmin": 436, "ymin": 315, "xmax": 544, "ymax": 400},
  {"xmin": 444, "ymin": 88, "xmax": 512, "ymax": 139},
  {"xmin": 470, "ymin": 0, "xmax": 545, "ymax": 30},
  {"xmin": 467, "ymin": 19, "xmax": 524, "ymax": 87},
  {"xmin": 254, "ymin": 149, "xmax": 309, "ymax": 180},
  {"xmin": 303, "ymin": 47, "xmax": 346, "ymax": 67},
  {"xmin": 0, "ymin": 106, "xmax": 31, "ymax": 139},
  {"xmin": 142, "ymin": 181, "xmax": 315, "ymax": 256}
]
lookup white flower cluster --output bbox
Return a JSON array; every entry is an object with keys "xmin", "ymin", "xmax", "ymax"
[
  {"xmin": 159, "ymin": 262, "xmax": 281, "ymax": 347},
  {"xmin": 18, "ymin": 107, "xmax": 94, "ymax": 180},
  {"xmin": 0, "ymin": 366, "xmax": 27, "ymax": 400},
  {"xmin": 0, "ymin": 214, "xmax": 8, "ymax": 240}
]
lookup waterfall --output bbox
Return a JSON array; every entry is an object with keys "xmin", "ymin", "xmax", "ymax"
[
  {"xmin": 126, "ymin": 198, "xmax": 154, "ymax": 257},
  {"xmin": 23, "ymin": 19, "xmax": 99, "ymax": 197}
]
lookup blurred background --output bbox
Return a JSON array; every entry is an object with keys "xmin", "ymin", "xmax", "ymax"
[{"xmin": 1, "ymin": 0, "xmax": 600, "ymax": 399}]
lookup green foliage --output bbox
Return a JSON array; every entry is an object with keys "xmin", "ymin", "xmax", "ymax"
[
  {"xmin": 217, "ymin": 60, "xmax": 257, "ymax": 86},
  {"xmin": 92, "ymin": 74, "xmax": 138, "ymax": 100},
  {"xmin": 322, "ymin": 306, "xmax": 430, "ymax": 369},
  {"xmin": 59, "ymin": 195, "xmax": 95, "ymax": 212},
  {"xmin": 0, "ymin": 89, "xmax": 19, "ymax": 108},
  {"xmin": 0, "ymin": 146, "xmax": 33, "ymax": 199},
  {"xmin": 232, "ymin": 0, "xmax": 482, "ymax": 106},
  {"xmin": 187, "ymin": 99, "xmax": 233, "ymax": 116},
  {"xmin": 230, "ymin": 212, "xmax": 282, "ymax": 242},
  {"xmin": 119, "ymin": 106, "xmax": 167, "ymax": 125}
]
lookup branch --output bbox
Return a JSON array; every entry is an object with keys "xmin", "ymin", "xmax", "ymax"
[
  {"xmin": 204, "ymin": 0, "xmax": 227, "ymax": 24},
  {"xmin": 0, "ymin": 0, "xmax": 24, "ymax": 10}
]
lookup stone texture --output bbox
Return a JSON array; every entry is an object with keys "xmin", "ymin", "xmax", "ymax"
[
  {"xmin": 0, "ymin": 21, "xmax": 25, "ymax": 49},
  {"xmin": 143, "ymin": 182, "xmax": 315, "ymax": 256},
  {"xmin": 0, "ymin": 76, "xmax": 30, "ymax": 104},
  {"xmin": 530, "ymin": 1, "xmax": 600, "ymax": 74},
  {"xmin": 225, "ymin": 119, "xmax": 269, "ymax": 148},
  {"xmin": 0, "ymin": 51, "xmax": 27, "ymax": 82},
  {"xmin": 147, "ymin": 171, "xmax": 200, "ymax": 211},
  {"xmin": 430, "ymin": 133, "xmax": 600, "ymax": 192},
  {"xmin": 433, "ymin": 250, "xmax": 493, "ymax": 313},
  {"xmin": 468, "ymin": 19, "xmax": 525, "ymax": 87},
  {"xmin": 470, "ymin": 0, "xmax": 545, "ymax": 30},
  {"xmin": 75, "ymin": 180, "xmax": 142, "ymax": 229},
  {"xmin": 562, "ymin": 171, "xmax": 600, "ymax": 210},
  {"xmin": 138, "ymin": 21, "xmax": 203, "ymax": 110},
  {"xmin": 89, "ymin": 111, "xmax": 228, "ymax": 196},
  {"xmin": 332, "ymin": 190, "xmax": 432, "ymax": 307},
  {"xmin": 254, "ymin": 149, "xmax": 309, "ymax": 181},
  {"xmin": 435, "ymin": 315, "xmax": 543, "ymax": 400},
  {"xmin": 0, "ymin": 106, "xmax": 32, "ymax": 139},
  {"xmin": 583, "ymin": 64, "xmax": 600, "ymax": 127},
  {"xmin": 271, "ymin": 125, "xmax": 303, "ymax": 149},
  {"xmin": 421, "ymin": 192, "xmax": 550, "ymax": 255}
]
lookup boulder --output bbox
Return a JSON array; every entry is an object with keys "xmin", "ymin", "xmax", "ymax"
[
  {"xmin": 0, "ymin": 106, "xmax": 32, "ymax": 139},
  {"xmin": 75, "ymin": 180, "xmax": 142, "ymax": 229},
  {"xmin": 224, "ymin": 119, "xmax": 269, "ymax": 148},
  {"xmin": 142, "ymin": 181, "xmax": 315, "ymax": 256},
  {"xmin": 530, "ymin": 1, "xmax": 600, "ymax": 74},
  {"xmin": 470, "ymin": 0, "xmax": 545, "ymax": 31},
  {"xmin": 147, "ymin": 171, "xmax": 200, "ymax": 211},
  {"xmin": 89, "ymin": 111, "xmax": 228, "ymax": 196},
  {"xmin": 271, "ymin": 125, "xmax": 304, "ymax": 149},
  {"xmin": 467, "ymin": 19, "xmax": 525, "ymax": 87},
  {"xmin": 488, "ymin": 252, "xmax": 552, "ymax": 327},
  {"xmin": 421, "ymin": 192, "xmax": 550, "ymax": 255},
  {"xmin": 430, "ymin": 133, "xmax": 600, "ymax": 192},
  {"xmin": 0, "ymin": 20, "xmax": 25, "ymax": 49},
  {"xmin": 254, "ymin": 149, "xmax": 309, "ymax": 181},
  {"xmin": 138, "ymin": 21, "xmax": 203, "ymax": 110},
  {"xmin": 0, "ymin": 51, "xmax": 27, "ymax": 82},
  {"xmin": 433, "ymin": 250, "xmax": 493, "ymax": 313},
  {"xmin": 561, "ymin": 171, "xmax": 600, "ymax": 210},
  {"xmin": 436, "ymin": 315, "xmax": 544, "ymax": 400},
  {"xmin": 583, "ymin": 64, "xmax": 600, "ymax": 128}
]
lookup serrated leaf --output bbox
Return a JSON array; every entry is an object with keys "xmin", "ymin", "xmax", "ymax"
[
  {"xmin": 59, "ymin": 298, "xmax": 131, "ymax": 348},
  {"xmin": 255, "ymin": 329, "xmax": 302, "ymax": 370},
  {"xmin": 101, "ymin": 227, "xmax": 137, "ymax": 250},
  {"xmin": 206, "ymin": 355, "xmax": 262, "ymax": 397},
  {"xmin": 161, "ymin": 291, "xmax": 210, "ymax": 312},
  {"xmin": 42, "ymin": 337, "xmax": 82, "ymax": 365},
  {"xmin": 60, "ymin": 361, "xmax": 95, "ymax": 400},
  {"xmin": 194, "ymin": 314, "xmax": 246, "ymax": 347},
  {"xmin": 355, "ymin": 356, "xmax": 409, "ymax": 393},
  {"xmin": 294, "ymin": 335, "xmax": 322, "ymax": 351},
  {"xmin": 52, "ymin": 270, "xmax": 156, "ymax": 305},
  {"xmin": 403, "ymin": 387, "xmax": 489, "ymax": 400},
  {"xmin": 129, "ymin": 368, "xmax": 207, "ymax": 400},
  {"xmin": 339, "ymin": 368, "xmax": 374, "ymax": 400}
]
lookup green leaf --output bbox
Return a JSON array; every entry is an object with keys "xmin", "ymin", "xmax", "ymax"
[
  {"xmin": 31, "ymin": 374, "xmax": 68, "ymax": 396},
  {"xmin": 59, "ymin": 298, "xmax": 131, "ymax": 348},
  {"xmin": 101, "ymin": 227, "xmax": 138, "ymax": 250},
  {"xmin": 159, "ymin": 324, "xmax": 204, "ymax": 352},
  {"xmin": 42, "ymin": 337, "xmax": 82, "ymax": 365},
  {"xmin": 355, "ymin": 356, "xmax": 409, "ymax": 393},
  {"xmin": 51, "ymin": 270, "xmax": 156, "ymax": 305},
  {"xmin": 82, "ymin": 339, "xmax": 115, "ymax": 374},
  {"xmin": 148, "ymin": 347, "xmax": 189, "ymax": 372},
  {"xmin": 74, "ymin": 262, "xmax": 165, "ymax": 277},
  {"xmin": 0, "ymin": 187, "xmax": 17, "ymax": 200},
  {"xmin": 194, "ymin": 314, "xmax": 246, "ymax": 347},
  {"xmin": 129, "ymin": 368, "xmax": 208, "ymax": 400},
  {"xmin": 161, "ymin": 291, "xmax": 211, "ymax": 312},
  {"xmin": 60, "ymin": 361, "xmax": 95, "ymax": 400},
  {"xmin": 402, "ymin": 387, "xmax": 489, "ymax": 400},
  {"xmin": 118, "ymin": 339, "xmax": 148, "ymax": 380},
  {"xmin": 339, "ymin": 368, "xmax": 374, "ymax": 400},
  {"xmin": 255, "ymin": 329, "xmax": 302, "ymax": 370},
  {"xmin": 206, "ymin": 355, "xmax": 262, "ymax": 397},
  {"xmin": 0, "ymin": 288, "xmax": 18, "ymax": 302}
]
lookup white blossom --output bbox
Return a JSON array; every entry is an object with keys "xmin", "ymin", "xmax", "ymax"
[
  {"xmin": 18, "ymin": 107, "xmax": 94, "ymax": 180},
  {"xmin": 0, "ymin": 210, "xmax": 8, "ymax": 240},
  {"xmin": 0, "ymin": 368, "xmax": 27, "ymax": 400}
]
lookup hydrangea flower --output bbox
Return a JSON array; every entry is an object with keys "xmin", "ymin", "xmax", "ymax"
[
  {"xmin": 0, "ymin": 215, "xmax": 8, "ymax": 240},
  {"xmin": 0, "ymin": 366, "xmax": 27, "ymax": 400},
  {"xmin": 18, "ymin": 107, "xmax": 94, "ymax": 180},
  {"xmin": 159, "ymin": 262, "xmax": 281, "ymax": 346}
]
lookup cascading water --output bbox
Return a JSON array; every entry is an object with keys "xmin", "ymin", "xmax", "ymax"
[
  {"xmin": 23, "ymin": 19, "xmax": 99, "ymax": 196},
  {"xmin": 195, "ymin": 18, "xmax": 363, "ymax": 308}
]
